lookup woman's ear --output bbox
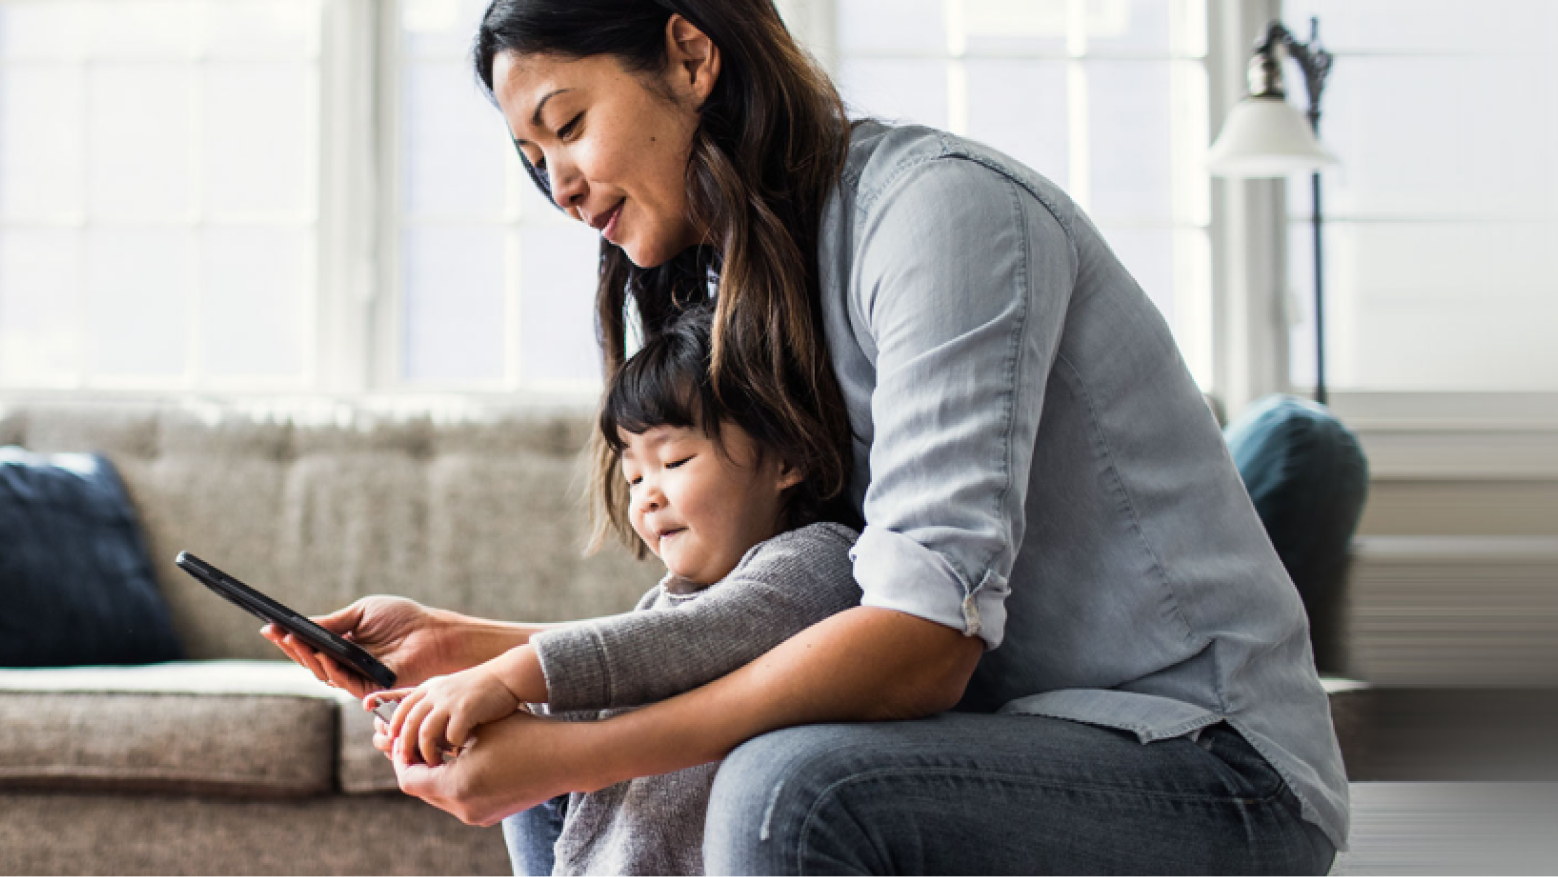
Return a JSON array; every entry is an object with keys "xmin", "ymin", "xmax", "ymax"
[{"xmin": 664, "ymin": 14, "xmax": 721, "ymax": 108}]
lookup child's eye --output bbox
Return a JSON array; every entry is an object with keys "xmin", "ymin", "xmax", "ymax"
[
  {"xmin": 665, "ymin": 456, "xmax": 693, "ymax": 470},
  {"xmin": 626, "ymin": 475, "xmax": 642, "ymax": 487},
  {"xmin": 558, "ymin": 112, "xmax": 584, "ymax": 140}
]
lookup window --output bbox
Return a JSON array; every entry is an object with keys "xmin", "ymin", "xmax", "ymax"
[
  {"xmin": 1282, "ymin": 0, "xmax": 1558, "ymax": 394},
  {"xmin": 830, "ymin": 0, "xmax": 1213, "ymax": 386},
  {"xmin": 391, "ymin": 0, "xmax": 600, "ymax": 392},
  {"xmin": 0, "ymin": 0, "xmax": 322, "ymax": 391},
  {"xmin": 0, "ymin": 0, "xmax": 1213, "ymax": 398}
]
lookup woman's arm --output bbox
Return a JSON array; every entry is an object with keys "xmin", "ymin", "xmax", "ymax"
[
  {"xmin": 265, "ymin": 595, "xmax": 565, "ymax": 698},
  {"xmin": 391, "ymin": 605, "xmax": 981, "ymax": 826}
]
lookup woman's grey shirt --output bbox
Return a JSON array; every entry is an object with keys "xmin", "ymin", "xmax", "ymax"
[{"xmin": 818, "ymin": 121, "xmax": 1348, "ymax": 849}]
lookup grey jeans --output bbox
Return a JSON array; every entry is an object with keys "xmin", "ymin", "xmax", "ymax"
[{"xmin": 502, "ymin": 712, "xmax": 1335, "ymax": 875}]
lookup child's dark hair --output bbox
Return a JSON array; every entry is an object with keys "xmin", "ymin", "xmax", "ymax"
[{"xmin": 599, "ymin": 305, "xmax": 829, "ymax": 558}]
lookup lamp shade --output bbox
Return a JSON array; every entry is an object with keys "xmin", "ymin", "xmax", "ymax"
[{"xmin": 1208, "ymin": 95, "xmax": 1336, "ymax": 178}]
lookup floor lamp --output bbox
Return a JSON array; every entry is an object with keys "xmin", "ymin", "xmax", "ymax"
[{"xmin": 1208, "ymin": 17, "xmax": 1336, "ymax": 405}]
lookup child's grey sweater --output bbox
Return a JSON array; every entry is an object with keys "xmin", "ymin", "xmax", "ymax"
[{"xmin": 527, "ymin": 522, "xmax": 862, "ymax": 876}]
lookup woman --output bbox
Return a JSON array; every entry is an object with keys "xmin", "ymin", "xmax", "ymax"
[{"xmin": 270, "ymin": 1, "xmax": 1347, "ymax": 872}]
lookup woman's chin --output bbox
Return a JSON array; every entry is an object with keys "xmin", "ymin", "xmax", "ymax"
[
  {"xmin": 620, "ymin": 239, "xmax": 672, "ymax": 269},
  {"xmin": 616, "ymin": 228, "xmax": 701, "ymax": 270}
]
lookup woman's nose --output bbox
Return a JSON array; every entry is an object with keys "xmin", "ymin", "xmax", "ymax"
[{"xmin": 548, "ymin": 160, "xmax": 587, "ymax": 212}]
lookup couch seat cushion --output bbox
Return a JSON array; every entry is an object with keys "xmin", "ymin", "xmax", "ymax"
[{"xmin": 0, "ymin": 660, "xmax": 364, "ymax": 796}]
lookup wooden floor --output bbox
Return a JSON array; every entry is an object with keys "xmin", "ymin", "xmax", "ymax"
[{"xmin": 1332, "ymin": 783, "xmax": 1558, "ymax": 875}]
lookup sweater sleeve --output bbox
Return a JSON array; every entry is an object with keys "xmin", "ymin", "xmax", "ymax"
[{"xmin": 531, "ymin": 523, "xmax": 862, "ymax": 712}]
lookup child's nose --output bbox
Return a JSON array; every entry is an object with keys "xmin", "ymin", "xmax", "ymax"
[{"xmin": 637, "ymin": 481, "xmax": 665, "ymax": 511}]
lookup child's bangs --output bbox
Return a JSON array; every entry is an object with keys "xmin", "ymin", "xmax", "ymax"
[{"xmin": 600, "ymin": 328, "xmax": 715, "ymax": 454}]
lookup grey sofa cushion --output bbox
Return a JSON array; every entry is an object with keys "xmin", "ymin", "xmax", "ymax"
[
  {"xmin": 338, "ymin": 692, "xmax": 400, "ymax": 794},
  {"xmin": 0, "ymin": 790, "xmax": 511, "ymax": 876},
  {"xmin": 0, "ymin": 661, "xmax": 356, "ymax": 796}
]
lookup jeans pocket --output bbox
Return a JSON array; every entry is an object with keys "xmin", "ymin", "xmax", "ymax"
[{"xmin": 1198, "ymin": 723, "xmax": 1289, "ymax": 801}]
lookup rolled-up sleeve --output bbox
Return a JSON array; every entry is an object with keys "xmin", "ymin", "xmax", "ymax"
[{"xmin": 849, "ymin": 157, "xmax": 1075, "ymax": 649}]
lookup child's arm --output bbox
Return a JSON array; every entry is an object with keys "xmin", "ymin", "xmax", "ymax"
[
  {"xmin": 530, "ymin": 523, "xmax": 863, "ymax": 713},
  {"xmin": 381, "ymin": 643, "xmax": 549, "ymax": 766},
  {"xmin": 387, "ymin": 524, "xmax": 860, "ymax": 763}
]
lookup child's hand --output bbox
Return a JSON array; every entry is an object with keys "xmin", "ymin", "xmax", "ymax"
[{"xmin": 381, "ymin": 664, "xmax": 523, "ymax": 766}]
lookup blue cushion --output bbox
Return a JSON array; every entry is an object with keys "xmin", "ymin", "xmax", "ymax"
[{"xmin": 0, "ymin": 447, "xmax": 183, "ymax": 667}]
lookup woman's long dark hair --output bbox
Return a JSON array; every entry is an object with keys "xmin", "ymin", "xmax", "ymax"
[{"xmin": 474, "ymin": 0, "xmax": 857, "ymax": 554}]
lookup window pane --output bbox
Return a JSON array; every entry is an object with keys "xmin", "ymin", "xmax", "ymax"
[
  {"xmin": 400, "ymin": 0, "xmax": 490, "ymax": 58},
  {"xmin": 402, "ymin": 225, "xmax": 505, "ymax": 384},
  {"xmin": 1086, "ymin": 59, "xmax": 1173, "ymax": 221},
  {"xmin": 89, "ymin": 63, "xmax": 193, "ymax": 220},
  {"xmin": 962, "ymin": 0, "xmax": 1067, "ymax": 55},
  {"xmin": 838, "ymin": 58, "xmax": 948, "ymax": 128},
  {"xmin": 204, "ymin": 0, "xmax": 320, "ymax": 59},
  {"xmin": 519, "ymin": 225, "xmax": 601, "ymax": 386},
  {"xmin": 86, "ymin": 0, "xmax": 195, "ymax": 59},
  {"xmin": 1085, "ymin": 0, "xmax": 1175, "ymax": 54},
  {"xmin": 0, "ymin": 229, "xmax": 82, "ymax": 381},
  {"xmin": 86, "ymin": 228, "xmax": 190, "ymax": 376},
  {"xmin": 402, "ymin": 60, "xmax": 507, "ymax": 217},
  {"xmin": 966, "ymin": 59, "xmax": 1068, "ymax": 186},
  {"xmin": 201, "ymin": 226, "xmax": 309, "ymax": 377},
  {"xmin": 1290, "ymin": 221, "xmax": 1558, "ymax": 392},
  {"xmin": 204, "ymin": 62, "xmax": 314, "ymax": 217},
  {"xmin": 1301, "ymin": 56, "xmax": 1554, "ymax": 219},
  {"xmin": 837, "ymin": 0, "xmax": 945, "ymax": 53},
  {"xmin": 0, "ymin": 65, "xmax": 84, "ymax": 218},
  {"xmin": 0, "ymin": 0, "xmax": 87, "ymax": 59}
]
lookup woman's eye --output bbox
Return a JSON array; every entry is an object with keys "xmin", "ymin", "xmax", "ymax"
[
  {"xmin": 666, "ymin": 456, "xmax": 693, "ymax": 470},
  {"xmin": 558, "ymin": 112, "xmax": 584, "ymax": 140}
]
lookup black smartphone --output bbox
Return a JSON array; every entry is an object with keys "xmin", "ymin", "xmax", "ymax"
[{"xmin": 175, "ymin": 551, "xmax": 397, "ymax": 690}]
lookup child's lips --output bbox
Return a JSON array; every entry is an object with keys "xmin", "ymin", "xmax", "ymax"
[{"xmin": 658, "ymin": 528, "xmax": 685, "ymax": 543}]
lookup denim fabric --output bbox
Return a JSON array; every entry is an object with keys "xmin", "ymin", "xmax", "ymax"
[
  {"xmin": 815, "ymin": 122, "xmax": 1349, "ymax": 851},
  {"xmin": 703, "ymin": 715, "xmax": 1336, "ymax": 876},
  {"xmin": 1225, "ymin": 395, "xmax": 1369, "ymax": 674},
  {"xmin": 503, "ymin": 794, "xmax": 568, "ymax": 876}
]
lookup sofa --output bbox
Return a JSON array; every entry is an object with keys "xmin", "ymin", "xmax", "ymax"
[
  {"xmin": 11, "ymin": 400, "xmax": 1550, "ymax": 876},
  {"xmin": 0, "ymin": 401, "xmax": 662, "ymax": 875}
]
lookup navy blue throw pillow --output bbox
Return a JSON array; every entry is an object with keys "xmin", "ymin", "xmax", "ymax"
[{"xmin": 0, "ymin": 447, "xmax": 183, "ymax": 667}]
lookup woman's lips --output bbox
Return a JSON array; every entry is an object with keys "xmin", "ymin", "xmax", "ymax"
[{"xmin": 601, "ymin": 201, "xmax": 624, "ymax": 243}]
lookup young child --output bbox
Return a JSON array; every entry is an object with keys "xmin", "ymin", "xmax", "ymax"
[{"xmin": 379, "ymin": 304, "xmax": 862, "ymax": 875}]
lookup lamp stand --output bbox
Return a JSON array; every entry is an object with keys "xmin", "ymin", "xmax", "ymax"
[{"xmin": 1253, "ymin": 18, "xmax": 1334, "ymax": 405}]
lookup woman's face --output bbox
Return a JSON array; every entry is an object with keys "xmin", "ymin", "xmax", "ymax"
[{"xmin": 493, "ymin": 18, "xmax": 720, "ymax": 269}]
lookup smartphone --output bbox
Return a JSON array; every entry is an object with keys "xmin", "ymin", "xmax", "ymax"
[{"xmin": 175, "ymin": 551, "xmax": 397, "ymax": 690}]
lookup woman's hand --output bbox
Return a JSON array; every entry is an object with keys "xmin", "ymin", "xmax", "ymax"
[
  {"xmin": 261, "ymin": 595, "xmax": 465, "ymax": 699},
  {"xmin": 381, "ymin": 664, "xmax": 525, "ymax": 766},
  {"xmin": 375, "ymin": 710, "xmax": 599, "ymax": 827}
]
